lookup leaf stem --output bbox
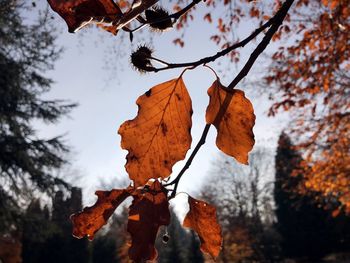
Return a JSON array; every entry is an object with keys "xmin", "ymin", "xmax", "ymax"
[{"xmin": 165, "ymin": 124, "xmax": 211, "ymax": 199}]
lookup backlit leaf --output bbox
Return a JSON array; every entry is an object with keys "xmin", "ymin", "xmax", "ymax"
[
  {"xmin": 206, "ymin": 79, "xmax": 255, "ymax": 164},
  {"xmin": 71, "ymin": 188, "xmax": 130, "ymax": 240},
  {"xmin": 47, "ymin": 0, "xmax": 122, "ymax": 33},
  {"xmin": 127, "ymin": 180, "xmax": 170, "ymax": 262},
  {"xmin": 183, "ymin": 196, "xmax": 222, "ymax": 259},
  {"xmin": 119, "ymin": 77, "xmax": 193, "ymax": 186}
]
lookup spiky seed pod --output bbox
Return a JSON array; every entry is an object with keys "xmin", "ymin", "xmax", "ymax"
[
  {"xmin": 145, "ymin": 6, "xmax": 173, "ymax": 31},
  {"xmin": 130, "ymin": 45, "xmax": 155, "ymax": 73}
]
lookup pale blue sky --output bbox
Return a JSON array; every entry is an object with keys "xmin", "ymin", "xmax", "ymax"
[{"xmin": 33, "ymin": 1, "xmax": 289, "ymax": 214}]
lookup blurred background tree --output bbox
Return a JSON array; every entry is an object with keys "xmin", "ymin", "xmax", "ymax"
[
  {"xmin": 0, "ymin": 0, "xmax": 76, "ymax": 236},
  {"xmin": 199, "ymin": 148, "xmax": 281, "ymax": 262},
  {"xmin": 274, "ymin": 132, "xmax": 350, "ymax": 262}
]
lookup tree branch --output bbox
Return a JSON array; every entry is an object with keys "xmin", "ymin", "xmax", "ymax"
[
  {"xmin": 165, "ymin": 0, "xmax": 295, "ymax": 198},
  {"xmin": 128, "ymin": 0, "xmax": 203, "ymax": 34},
  {"xmin": 148, "ymin": 16, "xmax": 274, "ymax": 72}
]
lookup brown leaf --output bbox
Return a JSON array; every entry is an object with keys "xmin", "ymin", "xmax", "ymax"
[
  {"xmin": 206, "ymin": 80, "xmax": 255, "ymax": 164},
  {"xmin": 119, "ymin": 77, "xmax": 193, "ymax": 186},
  {"xmin": 71, "ymin": 189, "xmax": 130, "ymax": 240},
  {"xmin": 127, "ymin": 180, "xmax": 170, "ymax": 263},
  {"xmin": 47, "ymin": 0, "xmax": 122, "ymax": 33},
  {"xmin": 183, "ymin": 196, "xmax": 222, "ymax": 259}
]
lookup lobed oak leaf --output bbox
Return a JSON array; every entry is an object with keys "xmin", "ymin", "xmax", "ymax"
[
  {"xmin": 118, "ymin": 77, "xmax": 193, "ymax": 186},
  {"xmin": 127, "ymin": 180, "xmax": 170, "ymax": 263},
  {"xmin": 47, "ymin": 0, "xmax": 122, "ymax": 33},
  {"xmin": 206, "ymin": 80, "xmax": 255, "ymax": 164},
  {"xmin": 71, "ymin": 188, "xmax": 131, "ymax": 240},
  {"xmin": 183, "ymin": 196, "xmax": 222, "ymax": 259}
]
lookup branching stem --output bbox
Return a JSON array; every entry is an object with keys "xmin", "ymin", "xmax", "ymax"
[
  {"xmin": 165, "ymin": 0, "xmax": 295, "ymax": 199},
  {"xmin": 128, "ymin": 0, "xmax": 203, "ymax": 33},
  {"xmin": 149, "ymin": 17, "xmax": 274, "ymax": 72}
]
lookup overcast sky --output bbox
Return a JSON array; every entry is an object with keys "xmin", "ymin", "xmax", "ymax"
[{"xmin": 32, "ymin": 1, "xmax": 289, "ymax": 216}]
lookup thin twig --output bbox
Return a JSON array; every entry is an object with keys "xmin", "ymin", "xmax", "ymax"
[
  {"xmin": 129, "ymin": 0, "xmax": 203, "ymax": 33},
  {"xmin": 165, "ymin": 0, "xmax": 295, "ymax": 198},
  {"xmin": 150, "ymin": 17, "xmax": 274, "ymax": 72},
  {"xmin": 169, "ymin": 0, "xmax": 202, "ymax": 20},
  {"xmin": 164, "ymin": 124, "xmax": 211, "ymax": 196}
]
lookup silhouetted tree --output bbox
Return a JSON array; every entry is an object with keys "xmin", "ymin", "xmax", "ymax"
[
  {"xmin": 185, "ymin": 231, "xmax": 204, "ymax": 263},
  {"xmin": 22, "ymin": 200, "xmax": 56, "ymax": 263},
  {"xmin": 0, "ymin": 0, "xmax": 76, "ymax": 234},
  {"xmin": 93, "ymin": 236, "xmax": 118, "ymax": 263},
  {"xmin": 92, "ymin": 209, "xmax": 129, "ymax": 263},
  {"xmin": 274, "ymin": 132, "xmax": 345, "ymax": 261},
  {"xmin": 22, "ymin": 188, "xmax": 89, "ymax": 263}
]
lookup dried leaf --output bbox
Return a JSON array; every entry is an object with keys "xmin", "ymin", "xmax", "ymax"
[
  {"xmin": 47, "ymin": 0, "xmax": 122, "ymax": 33},
  {"xmin": 183, "ymin": 196, "xmax": 222, "ymax": 259},
  {"xmin": 206, "ymin": 80, "xmax": 255, "ymax": 164},
  {"xmin": 71, "ymin": 189, "xmax": 130, "ymax": 240},
  {"xmin": 127, "ymin": 180, "xmax": 170, "ymax": 262},
  {"xmin": 119, "ymin": 77, "xmax": 193, "ymax": 186}
]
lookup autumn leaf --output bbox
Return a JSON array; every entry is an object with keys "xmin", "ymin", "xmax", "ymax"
[
  {"xmin": 183, "ymin": 196, "xmax": 222, "ymax": 259},
  {"xmin": 71, "ymin": 188, "xmax": 131, "ymax": 240},
  {"xmin": 119, "ymin": 77, "xmax": 193, "ymax": 186},
  {"xmin": 206, "ymin": 79, "xmax": 255, "ymax": 164},
  {"xmin": 47, "ymin": 0, "xmax": 122, "ymax": 33},
  {"xmin": 127, "ymin": 180, "xmax": 170, "ymax": 263}
]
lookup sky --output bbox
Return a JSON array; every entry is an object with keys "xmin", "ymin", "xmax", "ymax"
[{"xmin": 32, "ymin": 1, "xmax": 289, "ymax": 216}]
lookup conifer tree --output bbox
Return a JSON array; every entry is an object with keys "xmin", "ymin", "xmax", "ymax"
[
  {"xmin": 0, "ymin": 0, "xmax": 76, "ymax": 233},
  {"xmin": 274, "ymin": 133, "xmax": 335, "ymax": 261}
]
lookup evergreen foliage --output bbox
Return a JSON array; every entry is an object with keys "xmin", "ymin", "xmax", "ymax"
[
  {"xmin": 274, "ymin": 133, "xmax": 350, "ymax": 261},
  {"xmin": 0, "ymin": 0, "xmax": 76, "ymax": 233},
  {"xmin": 22, "ymin": 188, "xmax": 89, "ymax": 263}
]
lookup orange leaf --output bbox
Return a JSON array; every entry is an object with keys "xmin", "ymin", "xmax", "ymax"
[
  {"xmin": 119, "ymin": 77, "xmax": 193, "ymax": 186},
  {"xmin": 330, "ymin": 0, "xmax": 338, "ymax": 10},
  {"xmin": 204, "ymin": 13, "xmax": 212, "ymax": 23},
  {"xmin": 332, "ymin": 208, "xmax": 341, "ymax": 218},
  {"xmin": 183, "ymin": 196, "xmax": 222, "ymax": 259},
  {"xmin": 321, "ymin": 0, "xmax": 329, "ymax": 7},
  {"xmin": 127, "ymin": 180, "xmax": 170, "ymax": 262},
  {"xmin": 71, "ymin": 189, "xmax": 130, "ymax": 240},
  {"xmin": 47, "ymin": 0, "xmax": 122, "ymax": 33},
  {"xmin": 206, "ymin": 80, "xmax": 255, "ymax": 164}
]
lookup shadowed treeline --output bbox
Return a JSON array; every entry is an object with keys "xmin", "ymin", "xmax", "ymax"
[
  {"xmin": 0, "ymin": 188, "xmax": 203, "ymax": 263},
  {"xmin": 1, "ymin": 136, "xmax": 349, "ymax": 263},
  {"xmin": 198, "ymin": 139, "xmax": 350, "ymax": 263}
]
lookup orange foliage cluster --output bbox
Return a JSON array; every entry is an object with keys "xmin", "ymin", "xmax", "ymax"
[
  {"xmin": 0, "ymin": 236, "xmax": 22, "ymax": 263},
  {"xmin": 69, "ymin": 75, "xmax": 255, "ymax": 262},
  {"xmin": 266, "ymin": 0, "xmax": 350, "ymax": 212}
]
